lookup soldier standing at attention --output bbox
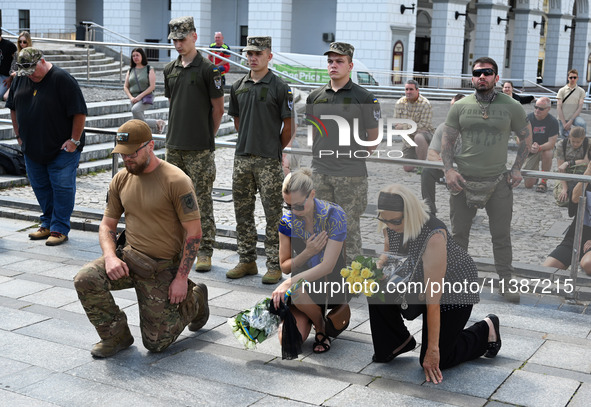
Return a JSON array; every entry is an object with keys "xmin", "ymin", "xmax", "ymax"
[
  {"xmin": 164, "ymin": 16, "xmax": 225, "ymax": 273},
  {"xmin": 226, "ymin": 36, "xmax": 295, "ymax": 284}
]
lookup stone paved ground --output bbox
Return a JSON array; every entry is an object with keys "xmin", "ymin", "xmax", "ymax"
[{"xmin": 1, "ymin": 217, "xmax": 590, "ymax": 406}]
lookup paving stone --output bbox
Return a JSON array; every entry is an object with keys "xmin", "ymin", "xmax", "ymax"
[
  {"xmin": 251, "ymin": 395, "xmax": 314, "ymax": 406},
  {"xmin": 154, "ymin": 349, "xmax": 350, "ymax": 405},
  {"xmin": 492, "ymin": 369, "xmax": 580, "ymax": 407},
  {"xmin": 0, "ymin": 255, "xmax": 24, "ymax": 266},
  {"xmin": 0, "ymin": 388, "xmax": 58, "ymax": 407},
  {"xmin": 360, "ymin": 351, "xmax": 425, "ymax": 385},
  {"xmin": 302, "ymin": 337, "xmax": 374, "ymax": 372},
  {"xmin": 0, "ymin": 275, "xmax": 12, "ymax": 284},
  {"xmin": 422, "ymin": 362, "xmax": 513, "ymax": 399},
  {"xmin": 19, "ymin": 286, "xmax": 80, "ymax": 308},
  {"xmin": 69, "ymin": 358, "xmax": 266, "ymax": 406},
  {"xmin": 569, "ymin": 383, "xmax": 591, "ymax": 407},
  {"xmin": 0, "ymin": 279, "xmax": 52, "ymax": 299},
  {"xmin": 493, "ymin": 332, "xmax": 544, "ymax": 362},
  {"xmin": 3, "ymin": 258, "xmax": 63, "ymax": 274},
  {"xmin": 0, "ymin": 305, "xmax": 49, "ymax": 331},
  {"xmin": 0, "ymin": 364, "xmax": 55, "ymax": 391},
  {"xmin": 209, "ymin": 289, "xmax": 271, "ymax": 312},
  {"xmin": 36, "ymin": 263, "xmax": 84, "ymax": 281},
  {"xmin": 17, "ymin": 372, "xmax": 172, "ymax": 406},
  {"xmin": 0, "ymin": 330, "xmax": 91, "ymax": 372},
  {"xmin": 529, "ymin": 340, "xmax": 591, "ymax": 373},
  {"xmin": 325, "ymin": 383, "xmax": 457, "ymax": 407},
  {"xmin": 14, "ymin": 318, "xmax": 102, "ymax": 350}
]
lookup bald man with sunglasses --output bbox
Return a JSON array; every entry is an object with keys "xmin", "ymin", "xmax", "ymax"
[{"xmin": 441, "ymin": 57, "xmax": 532, "ymax": 303}]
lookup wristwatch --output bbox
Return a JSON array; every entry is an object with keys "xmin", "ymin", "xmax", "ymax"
[{"xmin": 69, "ymin": 138, "xmax": 80, "ymax": 146}]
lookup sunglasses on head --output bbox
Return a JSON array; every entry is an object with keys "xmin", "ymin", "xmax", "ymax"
[
  {"xmin": 17, "ymin": 61, "xmax": 37, "ymax": 69},
  {"xmin": 376, "ymin": 215, "xmax": 404, "ymax": 226},
  {"xmin": 472, "ymin": 68, "xmax": 496, "ymax": 77},
  {"xmin": 284, "ymin": 193, "xmax": 310, "ymax": 212}
]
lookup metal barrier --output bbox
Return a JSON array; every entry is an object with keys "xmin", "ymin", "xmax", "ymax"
[{"xmin": 59, "ymin": 125, "xmax": 589, "ymax": 299}]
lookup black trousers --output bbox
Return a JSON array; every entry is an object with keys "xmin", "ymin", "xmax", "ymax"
[
  {"xmin": 368, "ymin": 302, "xmax": 488, "ymax": 369},
  {"xmin": 421, "ymin": 168, "xmax": 444, "ymax": 215}
]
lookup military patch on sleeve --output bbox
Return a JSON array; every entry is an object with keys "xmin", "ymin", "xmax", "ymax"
[
  {"xmin": 181, "ymin": 192, "xmax": 198, "ymax": 214},
  {"xmin": 287, "ymin": 88, "xmax": 294, "ymax": 111},
  {"xmin": 213, "ymin": 67, "xmax": 222, "ymax": 89}
]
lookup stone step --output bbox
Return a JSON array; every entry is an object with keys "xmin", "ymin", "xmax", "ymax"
[
  {"xmin": 43, "ymin": 52, "xmax": 104, "ymax": 62},
  {"xmin": 52, "ymin": 58, "xmax": 120, "ymax": 69}
]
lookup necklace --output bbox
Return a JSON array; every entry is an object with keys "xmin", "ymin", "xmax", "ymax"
[{"xmin": 475, "ymin": 92, "xmax": 497, "ymax": 119}]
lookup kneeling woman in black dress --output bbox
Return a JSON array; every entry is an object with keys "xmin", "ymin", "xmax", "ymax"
[{"xmin": 369, "ymin": 184, "xmax": 501, "ymax": 384}]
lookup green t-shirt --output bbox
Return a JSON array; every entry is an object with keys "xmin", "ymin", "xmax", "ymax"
[
  {"xmin": 307, "ymin": 80, "xmax": 381, "ymax": 177},
  {"xmin": 164, "ymin": 53, "xmax": 224, "ymax": 151},
  {"xmin": 228, "ymin": 70, "xmax": 293, "ymax": 160},
  {"xmin": 445, "ymin": 93, "xmax": 527, "ymax": 178}
]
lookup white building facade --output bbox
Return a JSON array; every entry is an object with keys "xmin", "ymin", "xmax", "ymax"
[{"xmin": 1, "ymin": 0, "xmax": 590, "ymax": 87}]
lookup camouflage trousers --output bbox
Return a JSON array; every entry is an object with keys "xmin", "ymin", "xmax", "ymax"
[
  {"xmin": 232, "ymin": 155, "xmax": 283, "ymax": 270},
  {"xmin": 166, "ymin": 148, "xmax": 216, "ymax": 257},
  {"xmin": 74, "ymin": 254, "xmax": 198, "ymax": 353},
  {"xmin": 312, "ymin": 173, "xmax": 368, "ymax": 263}
]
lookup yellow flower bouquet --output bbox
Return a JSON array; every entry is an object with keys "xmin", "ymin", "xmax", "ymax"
[{"xmin": 340, "ymin": 255, "xmax": 384, "ymax": 301}]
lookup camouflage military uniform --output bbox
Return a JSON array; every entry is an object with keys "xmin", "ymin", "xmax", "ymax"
[
  {"xmin": 164, "ymin": 16, "xmax": 224, "ymax": 258},
  {"xmin": 166, "ymin": 149, "xmax": 216, "ymax": 257},
  {"xmin": 308, "ymin": 42, "xmax": 381, "ymax": 263},
  {"xmin": 233, "ymin": 155, "xmax": 284, "ymax": 268},
  {"xmin": 228, "ymin": 36, "xmax": 294, "ymax": 272},
  {"xmin": 312, "ymin": 173, "xmax": 368, "ymax": 261},
  {"xmin": 74, "ymin": 254, "xmax": 198, "ymax": 352}
]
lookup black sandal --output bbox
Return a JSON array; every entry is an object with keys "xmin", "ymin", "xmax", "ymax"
[
  {"xmin": 313, "ymin": 332, "xmax": 331, "ymax": 354},
  {"xmin": 372, "ymin": 336, "xmax": 416, "ymax": 363},
  {"xmin": 484, "ymin": 314, "xmax": 502, "ymax": 358}
]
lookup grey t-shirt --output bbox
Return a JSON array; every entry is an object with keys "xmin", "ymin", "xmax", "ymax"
[{"xmin": 429, "ymin": 122, "xmax": 461, "ymax": 155}]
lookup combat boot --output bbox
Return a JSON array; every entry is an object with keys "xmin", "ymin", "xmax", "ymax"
[
  {"xmin": 90, "ymin": 326, "xmax": 134, "ymax": 358},
  {"xmin": 195, "ymin": 256, "xmax": 212, "ymax": 272},
  {"xmin": 226, "ymin": 261, "xmax": 258, "ymax": 279},
  {"xmin": 262, "ymin": 269, "xmax": 282, "ymax": 284},
  {"xmin": 188, "ymin": 283, "xmax": 210, "ymax": 331}
]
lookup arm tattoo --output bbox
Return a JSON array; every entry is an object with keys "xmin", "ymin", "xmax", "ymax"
[
  {"xmin": 441, "ymin": 125, "xmax": 459, "ymax": 172},
  {"xmin": 109, "ymin": 231, "xmax": 117, "ymax": 246},
  {"xmin": 512, "ymin": 124, "xmax": 531, "ymax": 170},
  {"xmin": 177, "ymin": 235, "xmax": 202, "ymax": 277}
]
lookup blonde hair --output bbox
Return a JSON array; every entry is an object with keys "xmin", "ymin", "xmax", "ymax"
[
  {"xmin": 570, "ymin": 126, "xmax": 586, "ymax": 139},
  {"xmin": 377, "ymin": 184, "xmax": 430, "ymax": 245},
  {"xmin": 282, "ymin": 167, "xmax": 314, "ymax": 195},
  {"xmin": 17, "ymin": 31, "xmax": 32, "ymax": 52}
]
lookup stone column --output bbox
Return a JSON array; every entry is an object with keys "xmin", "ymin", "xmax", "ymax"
[
  {"xmin": 429, "ymin": 0, "xmax": 471, "ymax": 88},
  {"xmin": 473, "ymin": 1, "xmax": 510, "ymax": 77},
  {"xmin": 572, "ymin": 16, "xmax": 591, "ymax": 86},
  {"xmin": 170, "ymin": 0, "xmax": 212, "ymax": 44},
  {"xmin": 511, "ymin": 9, "xmax": 544, "ymax": 86},
  {"xmin": 103, "ymin": 0, "xmax": 141, "ymax": 40},
  {"xmin": 247, "ymin": 0, "xmax": 292, "ymax": 52},
  {"xmin": 543, "ymin": 13, "xmax": 575, "ymax": 87}
]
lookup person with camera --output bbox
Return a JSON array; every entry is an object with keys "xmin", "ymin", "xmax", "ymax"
[
  {"xmin": 271, "ymin": 168, "xmax": 349, "ymax": 354},
  {"xmin": 368, "ymin": 184, "xmax": 500, "ymax": 384}
]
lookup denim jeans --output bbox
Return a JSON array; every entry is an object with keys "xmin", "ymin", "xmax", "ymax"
[
  {"xmin": 25, "ymin": 149, "xmax": 80, "ymax": 236},
  {"xmin": 559, "ymin": 116, "xmax": 587, "ymax": 139}
]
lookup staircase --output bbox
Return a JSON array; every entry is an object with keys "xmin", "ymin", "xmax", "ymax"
[{"xmin": 0, "ymin": 94, "xmax": 238, "ymax": 188}]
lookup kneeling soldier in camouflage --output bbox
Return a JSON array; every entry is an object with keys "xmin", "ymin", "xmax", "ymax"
[{"xmin": 74, "ymin": 120, "xmax": 209, "ymax": 357}]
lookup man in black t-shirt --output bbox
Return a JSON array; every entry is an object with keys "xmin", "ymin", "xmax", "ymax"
[
  {"xmin": 523, "ymin": 97, "xmax": 559, "ymax": 191},
  {"xmin": 6, "ymin": 48, "xmax": 87, "ymax": 246},
  {"xmin": 0, "ymin": 32, "xmax": 17, "ymax": 97}
]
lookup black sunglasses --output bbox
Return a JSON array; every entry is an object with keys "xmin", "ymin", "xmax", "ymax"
[
  {"xmin": 376, "ymin": 215, "xmax": 404, "ymax": 226},
  {"xmin": 569, "ymin": 76, "xmax": 578, "ymax": 80},
  {"xmin": 16, "ymin": 61, "xmax": 38, "ymax": 69},
  {"xmin": 534, "ymin": 105, "xmax": 549, "ymax": 110},
  {"xmin": 472, "ymin": 68, "xmax": 496, "ymax": 77},
  {"xmin": 284, "ymin": 193, "xmax": 310, "ymax": 211}
]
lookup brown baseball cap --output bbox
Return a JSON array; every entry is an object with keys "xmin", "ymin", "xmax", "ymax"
[{"xmin": 112, "ymin": 120, "xmax": 152, "ymax": 155}]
